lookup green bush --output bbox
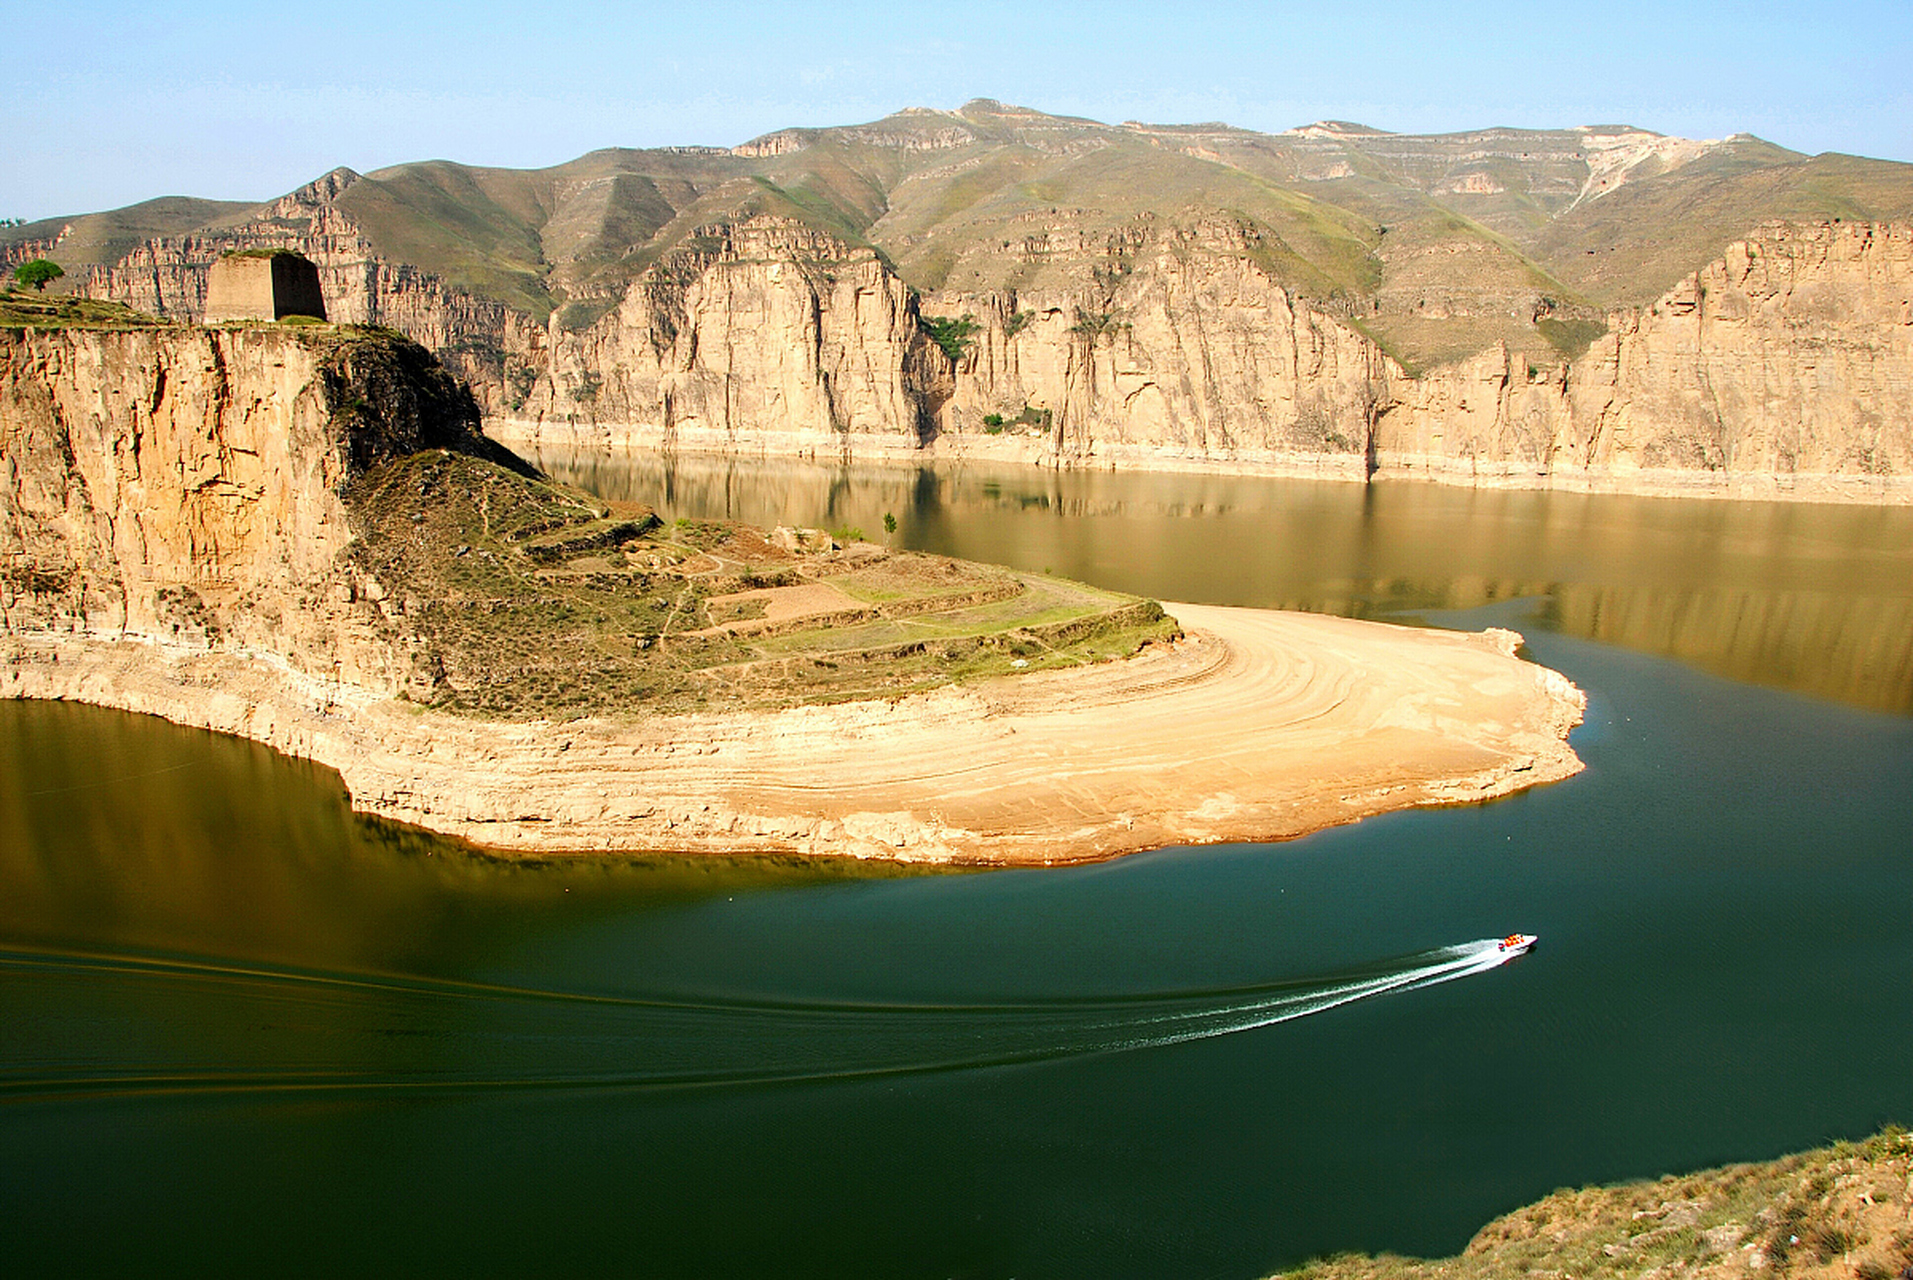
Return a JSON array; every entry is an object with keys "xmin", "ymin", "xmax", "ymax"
[
  {"xmin": 14, "ymin": 259, "xmax": 63, "ymax": 292},
  {"xmin": 921, "ymin": 314, "xmax": 980, "ymax": 361}
]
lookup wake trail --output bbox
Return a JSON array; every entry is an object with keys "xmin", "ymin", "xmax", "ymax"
[{"xmin": 0, "ymin": 940, "xmax": 1522, "ymax": 1101}]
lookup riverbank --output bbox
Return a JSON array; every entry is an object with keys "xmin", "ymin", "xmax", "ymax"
[
  {"xmin": 2, "ymin": 601, "xmax": 1583, "ymax": 863},
  {"xmin": 488, "ymin": 420, "xmax": 1913, "ymax": 507}
]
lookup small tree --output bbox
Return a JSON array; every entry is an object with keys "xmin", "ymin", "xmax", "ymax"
[
  {"xmin": 883, "ymin": 511, "xmax": 898, "ymax": 541},
  {"xmin": 14, "ymin": 259, "xmax": 64, "ymax": 292}
]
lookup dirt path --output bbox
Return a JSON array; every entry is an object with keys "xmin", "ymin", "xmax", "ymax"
[{"xmin": 5, "ymin": 603, "xmax": 1586, "ymax": 865}]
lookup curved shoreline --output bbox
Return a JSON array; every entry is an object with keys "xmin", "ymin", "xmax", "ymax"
[{"xmin": 2, "ymin": 603, "xmax": 1586, "ymax": 864}]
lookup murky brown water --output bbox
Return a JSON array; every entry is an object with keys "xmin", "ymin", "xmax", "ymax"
[{"xmin": 533, "ymin": 449, "xmax": 1913, "ymax": 714}]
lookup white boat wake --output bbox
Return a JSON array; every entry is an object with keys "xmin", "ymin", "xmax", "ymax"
[{"xmin": 0, "ymin": 938, "xmax": 1530, "ymax": 1100}]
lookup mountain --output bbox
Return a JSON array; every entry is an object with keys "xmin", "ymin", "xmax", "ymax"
[{"xmin": 8, "ymin": 102, "xmax": 1913, "ymax": 499}]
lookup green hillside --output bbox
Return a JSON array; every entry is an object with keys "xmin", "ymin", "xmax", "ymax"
[{"xmin": 22, "ymin": 103, "xmax": 1913, "ymax": 368}]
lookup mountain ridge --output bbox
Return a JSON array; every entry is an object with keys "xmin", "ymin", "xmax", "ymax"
[{"xmin": 8, "ymin": 103, "xmax": 1911, "ymax": 501}]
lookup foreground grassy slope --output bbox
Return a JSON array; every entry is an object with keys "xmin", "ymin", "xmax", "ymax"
[
  {"xmin": 346, "ymin": 448, "xmax": 1177, "ymax": 719},
  {"xmin": 1274, "ymin": 1130, "xmax": 1913, "ymax": 1280}
]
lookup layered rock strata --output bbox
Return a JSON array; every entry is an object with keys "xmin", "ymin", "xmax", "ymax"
[
  {"xmin": 500, "ymin": 219, "xmax": 1913, "ymax": 502},
  {"xmin": 0, "ymin": 325, "xmax": 495, "ymax": 693},
  {"xmin": 72, "ymin": 169, "xmax": 1913, "ymax": 500}
]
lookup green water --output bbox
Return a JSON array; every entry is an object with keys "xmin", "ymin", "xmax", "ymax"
[{"xmin": 3, "ymin": 455, "xmax": 1911, "ymax": 1278}]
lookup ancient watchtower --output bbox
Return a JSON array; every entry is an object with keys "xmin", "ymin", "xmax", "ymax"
[{"xmin": 203, "ymin": 249, "xmax": 327, "ymax": 323}]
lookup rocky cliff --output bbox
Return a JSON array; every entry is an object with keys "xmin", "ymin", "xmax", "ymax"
[
  {"xmin": 509, "ymin": 215, "xmax": 1911, "ymax": 500},
  {"xmin": 1375, "ymin": 221, "xmax": 1913, "ymax": 497},
  {"xmin": 79, "ymin": 171, "xmax": 547, "ymax": 413},
  {"xmin": 0, "ymin": 324, "xmax": 492, "ymax": 692},
  {"xmin": 62, "ymin": 159, "xmax": 1913, "ymax": 500},
  {"xmin": 525, "ymin": 217, "xmax": 952, "ymax": 447}
]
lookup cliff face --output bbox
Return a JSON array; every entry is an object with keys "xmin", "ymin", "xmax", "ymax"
[
  {"xmin": 0, "ymin": 326, "xmax": 487, "ymax": 691},
  {"xmin": 526, "ymin": 218, "xmax": 950, "ymax": 445},
  {"xmin": 1378, "ymin": 221, "xmax": 1913, "ymax": 494},
  {"xmin": 926, "ymin": 216, "xmax": 1387, "ymax": 471},
  {"xmin": 505, "ymin": 217, "xmax": 1912, "ymax": 499},
  {"xmin": 82, "ymin": 172, "xmax": 546, "ymax": 415},
  {"xmin": 78, "ymin": 179, "xmax": 1913, "ymax": 498}
]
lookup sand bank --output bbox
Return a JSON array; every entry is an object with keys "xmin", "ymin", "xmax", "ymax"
[{"xmin": 3, "ymin": 603, "xmax": 1585, "ymax": 864}]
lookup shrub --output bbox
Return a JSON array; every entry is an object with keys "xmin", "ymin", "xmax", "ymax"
[
  {"xmin": 921, "ymin": 314, "xmax": 980, "ymax": 361},
  {"xmin": 1068, "ymin": 307, "xmax": 1128, "ymax": 342},
  {"xmin": 14, "ymin": 259, "xmax": 63, "ymax": 292}
]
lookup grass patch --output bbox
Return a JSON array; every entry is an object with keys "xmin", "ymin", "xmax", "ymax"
[
  {"xmin": 340, "ymin": 450, "xmax": 1177, "ymax": 721},
  {"xmin": 0, "ymin": 294, "xmax": 173, "ymax": 330}
]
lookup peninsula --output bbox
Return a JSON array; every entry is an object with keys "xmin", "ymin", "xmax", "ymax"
[{"xmin": 0, "ymin": 304, "xmax": 1584, "ymax": 862}]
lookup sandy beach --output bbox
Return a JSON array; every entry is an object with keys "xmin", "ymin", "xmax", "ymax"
[{"xmin": 4, "ymin": 602, "xmax": 1585, "ymax": 864}]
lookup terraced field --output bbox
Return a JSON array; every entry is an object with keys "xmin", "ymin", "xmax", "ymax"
[{"xmin": 344, "ymin": 448, "xmax": 1177, "ymax": 718}]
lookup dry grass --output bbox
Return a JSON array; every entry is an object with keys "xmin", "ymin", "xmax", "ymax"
[
  {"xmin": 1272, "ymin": 1130, "xmax": 1913, "ymax": 1280},
  {"xmin": 342, "ymin": 450, "xmax": 1177, "ymax": 720}
]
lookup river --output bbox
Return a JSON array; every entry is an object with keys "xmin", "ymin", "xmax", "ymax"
[{"xmin": 3, "ymin": 453, "xmax": 1910, "ymax": 1278}]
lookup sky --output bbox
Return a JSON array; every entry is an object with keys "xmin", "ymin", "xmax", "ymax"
[{"xmin": 4, "ymin": 0, "xmax": 1909, "ymax": 220}]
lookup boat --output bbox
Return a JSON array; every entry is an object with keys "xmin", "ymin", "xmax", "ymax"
[{"xmin": 1498, "ymin": 933, "xmax": 1538, "ymax": 955}]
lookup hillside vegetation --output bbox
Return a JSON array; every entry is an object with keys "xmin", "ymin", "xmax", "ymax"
[
  {"xmin": 12, "ymin": 103, "xmax": 1913, "ymax": 371},
  {"xmin": 345, "ymin": 448, "xmax": 1177, "ymax": 719}
]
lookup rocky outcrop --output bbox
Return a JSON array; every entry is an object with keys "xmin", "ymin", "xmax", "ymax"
[
  {"xmin": 1376, "ymin": 221, "xmax": 1913, "ymax": 498},
  {"xmin": 503, "ymin": 217, "xmax": 1912, "ymax": 500},
  {"xmin": 521, "ymin": 217, "xmax": 952, "ymax": 447},
  {"xmin": 0, "ymin": 325, "xmax": 489, "ymax": 692},
  {"xmin": 79, "ymin": 174, "xmax": 1913, "ymax": 500},
  {"xmin": 82, "ymin": 172, "xmax": 545, "ymax": 414},
  {"xmin": 921, "ymin": 216, "xmax": 1387, "ymax": 475}
]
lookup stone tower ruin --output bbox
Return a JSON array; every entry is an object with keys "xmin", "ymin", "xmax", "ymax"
[{"xmin": 203, "ymin": 250, "xmax": 327, "ymax": 323}]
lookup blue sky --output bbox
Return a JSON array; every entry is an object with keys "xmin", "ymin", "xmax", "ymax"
[{"xmin": 5, "ymin": 0, "xmax": 1908, "ymax": 218}]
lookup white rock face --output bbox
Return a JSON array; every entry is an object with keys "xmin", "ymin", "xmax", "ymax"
[
  {"xmin": 524, "ymin": 218, "xmax": 950, "ymax": 446},
  {"xmin": 1377, "ymin": 221, "xmax": 1913, "ymax": 498}
]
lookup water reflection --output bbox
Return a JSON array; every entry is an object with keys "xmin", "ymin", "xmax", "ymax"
[
  {"xmin": 0, "ymin": 699, "xmax": 935, "ymax": 978},
  {"xmin": 535, "ymin": 447, "xmax": 1913, "ymax": 713}
]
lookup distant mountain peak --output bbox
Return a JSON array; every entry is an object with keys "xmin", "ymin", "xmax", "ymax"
[{"xmin": 1285, "ymin": 121, "xmax": 1394, "ymax": 138}]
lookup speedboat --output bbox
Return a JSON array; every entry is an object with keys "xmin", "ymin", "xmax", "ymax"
[{"xmin": 1498, "ymin": 933, "xmax": 1537, "ymax": 955}]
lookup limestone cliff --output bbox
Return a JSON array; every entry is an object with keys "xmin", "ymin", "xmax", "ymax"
[
  {"xmin": 0, "ymin": 325, "xmax": 492, "ymax": 692},
  {"xmin": 1375, "ymin": 221, "xmax": 1913, "ymax": 498},
  {"xmin": 921, "ymin": 215, "xmax": 1388, "ymax": 474},
  {"xmin": 80, "ymin": 171, "xmax": 546, "ymax": 413},
  {"xmin": 524, "ymin": 218, "xmax": 952, "ymax": 446},
  {"xmin": 72, "ymin": 168, "xmax": 1913, "ymax": 499}
]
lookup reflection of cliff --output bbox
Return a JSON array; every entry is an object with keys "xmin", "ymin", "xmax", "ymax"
[
  {"xmin": 531, "ymin": 448, "xmax": 1913, "ymax": 713},
  {"xmin": 1540, "ymin": 584, "xmax": 1913, "ymax": 714}
]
